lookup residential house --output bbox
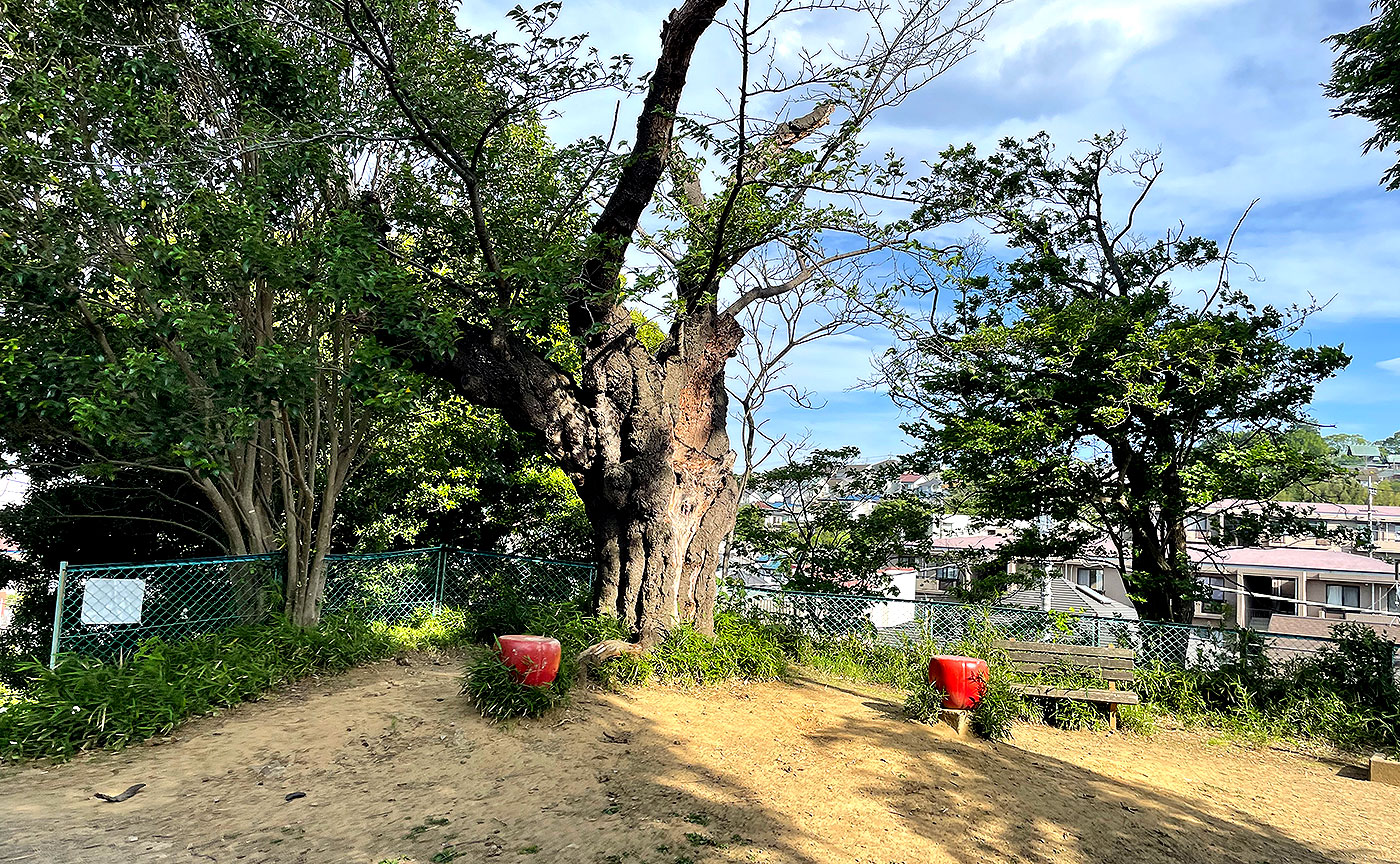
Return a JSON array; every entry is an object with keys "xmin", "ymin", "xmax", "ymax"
[
  {"xmin": 751, "ymin": 500, "xmax": 796, "ymax": 528},
  {"xmin": 905, "ymin": 533, "xmax": 1138, "ymax": 619},
  {"xmin": 1188, "ymin": 544, "xmax": 1400, "ymax": 631},
  {"xmin": 1189, "ymin": 499, "xmax": 1400, "ymax": 561},
  {"xmin": 886, "ymin": 472, "xmax": 942, "ymax": 498}
]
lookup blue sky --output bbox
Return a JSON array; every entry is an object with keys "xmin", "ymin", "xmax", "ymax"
[
  {"xmin": 751, "ymin": 0, "xmax": 1400, "ymax": 457},
  {"xmin": 459, "ymin": 0, "xmax": 1398, "ymax": 459}
]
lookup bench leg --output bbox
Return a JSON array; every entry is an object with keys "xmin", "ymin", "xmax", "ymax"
[{"xmin": 1108, "ymin": 703, "xmax": 1119, "ymax": 731}]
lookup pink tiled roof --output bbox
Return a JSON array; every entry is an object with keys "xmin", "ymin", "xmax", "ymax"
[
  {"xmin": 899, "ymin": 473, "xmax": 921, "ymax": 482},
  {"xmin": 927, "ymin": 534, "xmax": 1008, "ymax": 550},
  {"xmin": 1190, "ymin": 545, "xmax": 1396, "ymax": 575},
  {"xmin": 1204, "ymin": 499, "xmax": 1400, "ymax": 521}
]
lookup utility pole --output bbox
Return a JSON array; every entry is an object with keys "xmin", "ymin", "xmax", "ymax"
[{"xmin": 1366, "ymin": 470, "xmax": 1377, "ymax": 558}]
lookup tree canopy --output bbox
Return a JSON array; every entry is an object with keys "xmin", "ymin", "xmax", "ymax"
[
  {"xmin": 0, "ymin": 0, "xmax": 442, "ymax": 622},
  {"xmin": 880, "ymin": 133, "xmax": 1350, "ymax": 622},
  {"xmin": 1326, "ymin": 0, "xmax": 1400, "ymax": 189}
]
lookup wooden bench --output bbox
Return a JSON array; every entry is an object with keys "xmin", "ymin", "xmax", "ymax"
[{"xmin": 995, "ymin": 640, "xmax": 1140, "ymax": 730}]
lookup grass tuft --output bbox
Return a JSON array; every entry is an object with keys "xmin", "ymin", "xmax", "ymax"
[{"xmin": 0, "ymin": 613, "xmax": 445, "ymax": 761}]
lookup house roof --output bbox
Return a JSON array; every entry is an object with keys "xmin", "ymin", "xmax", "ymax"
[
  {"xmin": 926, "ymin": 534, "xmax": 1008, "ymax": 551},
  {"xmin": 898, "ymin": 473, "xmax": 921, "ymax": 482},
  {"xmin": 1189, "ymin": 544, "xmax": 1396, "ymax": 575},
  {"xmin": 1347, "ymin": 443, "xmax": 1383, "ymax": 458},
  {"xmin": 1203, "ymin": 499, "xmax": 1400, "ymax": 521},
  {"xmin": 1002, "ymin": 576, "xmax": 1140, "ymax": 620}
]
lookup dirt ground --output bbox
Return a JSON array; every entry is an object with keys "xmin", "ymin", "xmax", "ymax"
[{"xmin": 1, "ymin": 656, "xmax": 1395, "ymax": 864}]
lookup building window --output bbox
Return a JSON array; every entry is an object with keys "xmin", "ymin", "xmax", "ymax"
[
  {"xmin": 1373, "ymin": 524, "xmax": 1387, "ymax": 543},
  {"xmin": 896, "ymin": 554, "xmax": 916, "ymax": 568},
  {"xmin": 1264, "ymin": 578, "xmax": 1296, "ymax": 616},
  {"xmin": 937, "ymin": 565, "xmax": 959, "ymax": 591},
  {"xmin": 1387, "ymin": 587, "xmax": 1399, "ymax": 614},
  {"xmin": 1074, "ymin": 567, "xmax": 1104, "ymax": 592},
  {"xmin": 1200, "ymin": 576, "xmax": 1227, "ymax": 614},
  {"xmin": 1326, "ymin": 584, "xmax": 1362, "ymax": 610}
]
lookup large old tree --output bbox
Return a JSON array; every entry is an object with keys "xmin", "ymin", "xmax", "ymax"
[{"xmin": 318, "ymin": 0, "xmax": 1009, "ymax": 642}]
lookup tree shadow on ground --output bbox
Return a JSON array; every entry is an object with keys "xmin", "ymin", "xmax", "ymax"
[
  {"xmin": 1, "ymin": 661, "xmax": 1390, "ymax": 864},
  {"xmin": 793, "ymin": 681, "xmax": 1390, "ymax": 864}
]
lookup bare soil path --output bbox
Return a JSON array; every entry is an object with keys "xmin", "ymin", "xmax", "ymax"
[{"xmin": 0, "ymin": 656, "xmax": 1394, "ymax": 864}]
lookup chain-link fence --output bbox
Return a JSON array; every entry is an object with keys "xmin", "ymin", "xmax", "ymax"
[
  {"xmin": 730, "ymin": 585, "xmax": 1362, "ymax": 670},
  {"xmin": 50, "ymin": 550, "xmax": 1376, "ymax": 671},
  {"xmin": 50, "ymin": 547, "xmax": 594, "ymax": 665}
]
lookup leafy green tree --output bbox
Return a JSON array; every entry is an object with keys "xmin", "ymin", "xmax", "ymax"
[
  {"xmin": 881, "ymin": 134, "xmax": 1350, "ymax": 622},
  {"xmin": 336, "ymin": 394, "xmax": 591, "ymax": 558},
  {"xmin": 0, "ymin": 0, "xmax": 431, "ymax": 623},
  {"xmin": 1326, "ymin": 0, "xmax": 1400, "ymax": 189},
  {"xmin": 734, "ymin": 448, "xmax": 937, "ymax": 595}
]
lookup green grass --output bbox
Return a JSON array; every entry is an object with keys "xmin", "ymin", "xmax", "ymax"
[
  {"xmin": 7, "ymin": 594, "xmax": 1394, "ymax": 763},
  {"xmin": 0, "ymin": 613, "xmax": 464, "ymax": 761}
]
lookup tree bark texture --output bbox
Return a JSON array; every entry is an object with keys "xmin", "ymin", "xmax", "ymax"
[{"xmin": 432, "ymin": 306, "xmax": 742, "ymax": 644}]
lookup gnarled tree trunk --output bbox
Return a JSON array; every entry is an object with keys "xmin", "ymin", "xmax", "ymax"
[{"xmin": 432, "ymin": 305, "xmax": 742, "ymax": 643}]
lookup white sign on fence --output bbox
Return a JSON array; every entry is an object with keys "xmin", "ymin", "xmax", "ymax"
[{"xmin": 80, "ymin": 578, "xmax": 147, "ymax": 625}]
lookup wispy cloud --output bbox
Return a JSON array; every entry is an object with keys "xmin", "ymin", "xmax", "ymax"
[{"xmin": 457, "ymin": 0, "xmax": 1393, "ymax": 451}]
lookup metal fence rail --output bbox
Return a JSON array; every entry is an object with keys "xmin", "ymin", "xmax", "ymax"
[
  {"xmin": 50, "ymin": 546, "xmax": 595, "ymax": 666},
  {"xmin": 731, "ymin": 586, "xmax": 1360, "ymax": 669}
]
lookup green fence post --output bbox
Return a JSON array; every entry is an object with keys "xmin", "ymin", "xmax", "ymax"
[
  {"xmin": 48, "ymin": 561, "xmax": 69, "ymax": 669},
  {"xmin": 433, "ymin": 546, "xmax": 446, "ymax": 615}
]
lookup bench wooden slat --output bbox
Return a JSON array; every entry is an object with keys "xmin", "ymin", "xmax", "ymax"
[
  {"xmin": 1009, "ymin": 666, "xmax": 1136, "ymax": 683},
  {"xmin": 1006, "ymin": 653, "xmax": 1137, "ymax": 671},
  {"xmin": 995, "ymin": 639, "xmax": 1135, "ymax": 661},
  {"xmin": 1018, "ymin": 685, "xmax": 1140, "ymax": 705}
]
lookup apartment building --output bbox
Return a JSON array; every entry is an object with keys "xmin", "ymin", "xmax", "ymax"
[
  {"xmin": 1189, "ymin": 499, "xmax": 1400, "ymax": 561},
  {"xmin": 1190, "ymin": 544, "xmax": 1400, "ymax": 630}
]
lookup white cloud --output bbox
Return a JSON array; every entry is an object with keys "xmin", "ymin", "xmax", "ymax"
[{"xmin": 447, "ymin": 0, "xmax": 1394, "ymax": 454}]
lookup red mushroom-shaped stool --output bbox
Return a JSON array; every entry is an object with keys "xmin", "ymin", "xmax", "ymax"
[
  {"xmin": 496, "ymin": 635, "xmax": 562, "ymax": 686},
  {"xmin": 927, "ymin": 655, "xmax": 989, "ymax": 710}
]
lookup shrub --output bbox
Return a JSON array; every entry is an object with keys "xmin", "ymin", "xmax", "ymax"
[
  {"xmin": 903, "ymin": 681, "xmax": 947, "ymax": 723},
  {"xmin": 1040, "ymin": 696, "xmax": 1106, "ymax": 731},
  {"xmin": 1115, "ymin": 703, "xmax": 1157, "ymax": 736},
  {"xmin": 970, "ymin": 665, "xmax": 1023, "ymax": 741},
  {"xmin": 1129, "ymin": 622, "xmax": 1400, "ymax": 756},
  {"xmin": 462, "ymin": 650, "xmax": 572, "ymax": 719},
  {"xmin": 647, "ymin": 612, "xmax": 791, "ymax": 684},
  {"xmin": 1293, "ymin": 623, "xmax": 1400, "ymax": 714},
  {"xmin": 793, "ymin": 633, "xmax": 922, "ymax": 688},
  {"xmin": 0, "ymin": 614, "xmax": 431, "ymax": 760}
]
